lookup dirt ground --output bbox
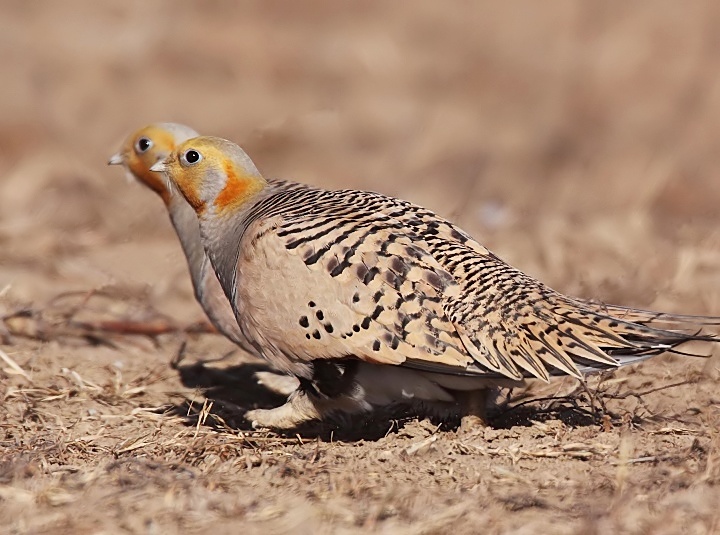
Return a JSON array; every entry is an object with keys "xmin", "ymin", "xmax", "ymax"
[{"xmin": 2, "ymin": 2, "xmax": 720, "ymax": 534}]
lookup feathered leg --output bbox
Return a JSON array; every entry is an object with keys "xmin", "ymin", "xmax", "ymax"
[{"xmin": 455, "ymin": 388, "xmax": 490, "ymax": 433}]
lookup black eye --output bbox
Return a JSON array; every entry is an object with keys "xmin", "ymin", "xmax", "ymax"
[
  {"xmin": 182, "ymin": 149, "xmax": 202, "ymax": 166},
  {"xmin": 135, "ymin": 137, "xmax": 153, "ymax": 153}
]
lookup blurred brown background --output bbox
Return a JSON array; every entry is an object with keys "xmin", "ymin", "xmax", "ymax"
[
  {"xmin": 2, "ymin": 3, "xmax": 720, "ymax": 533},
  {"xmin": 2, "ymin": 1, "xmax": 719, "ymax": 316}
]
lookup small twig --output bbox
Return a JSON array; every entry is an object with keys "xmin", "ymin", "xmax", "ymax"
[
  {"xmin": 2, "ymin": 315, "xmax": 216, "ymax": 343},
  {"xmin": 170, "ymin": 341, "xmax": 189, "ymax": 370},
  {"xmin": 59, "ymin": 289, "xmax": 97, "ymax": 323},
  {"xmin": 0, "ymin": 347, "xmax": 32, "ymax": 384},
  {"xmin": 601, "ymin": 380, "xmax": 695, "ymax": 400},
  {"xmin": 2, "ymin": 288, "xmax": 218, "ymax": 347},
  {"xmin": 610, "ymin": 454, "xmax": 680, "ymax": 465},
  {"xmin": 75, "ymin": 319, "xmax": 216, "ymax": 336},
  {"xmin": 0, "ymin": 284, "xmax": 11, "ymax": 299},
  {"xmin": 499, "ymin": 395, "xmax": 578, "ymax": 415},
  {"xmin": 194, "ymin": 399, "xmax": 214, "ymax": 439},
  {"xmin": 576, "ymin": 377, "xmax": 609, "ymax": 420}
]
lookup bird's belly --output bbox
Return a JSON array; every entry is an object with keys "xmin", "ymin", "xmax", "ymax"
[{"xmin": 420, "ymin": 372, "xmax": 525, "ymax": 391}]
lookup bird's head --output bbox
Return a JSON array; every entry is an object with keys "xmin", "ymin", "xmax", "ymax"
[
  {"xmin": 150, "ymin": 136, "xmax": 267, "ymax": 216},
  {"xmin": 108, "ymin": 123, "xmax": 199, "ymax": 204}
]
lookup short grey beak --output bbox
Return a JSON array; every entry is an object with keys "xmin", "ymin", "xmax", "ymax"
[
  {"xmin": 149, "ymin": 161, "xmax": 167, "ymax": 173},
  {"xmin": 108, "ymin": 153, "xmax": 123, "ymax": 165}
]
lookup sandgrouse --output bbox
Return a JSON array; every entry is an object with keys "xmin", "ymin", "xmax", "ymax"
[
  {"xmin": 108, "ymin": 124, "xmax": 298, "ymax": 396},
  {"xmin": 152, "ymin": 135, "xmax": 720, "ymax": 430},
  {"xmin": 108, "ymin": 124, "xmax": 459, "ymax": 406}
]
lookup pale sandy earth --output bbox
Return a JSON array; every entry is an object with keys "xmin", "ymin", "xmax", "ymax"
[{"xmin": 2, "ymin": 2, "xmax": 720, "ymax": 534}]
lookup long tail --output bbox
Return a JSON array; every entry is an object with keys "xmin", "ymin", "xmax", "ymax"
[
  {"xmin": 449, "ymin": 287, "xmax": 719, "ymax": 382},
  {"xmin": 549, "ymin": 296, "xmax": 719, "ymax": 376},
  {"xmin": 424, "ymin": 246, "xmax": 720, "ymax": 382}
]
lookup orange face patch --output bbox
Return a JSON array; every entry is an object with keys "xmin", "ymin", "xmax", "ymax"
[
  {"xmin": 165, "ymin": 157, "xmax": 206, "ymax": 213},
  {"xmin": 125, "ymin": 126, "xmax": 178, "ymax": 205},
  {"xmin": 213, "ymin": 160, "xmax": 263, "ymax": 212},
  {"xmin": 178, "ymin": 181, "xmax": 206, "ymax": 214}
]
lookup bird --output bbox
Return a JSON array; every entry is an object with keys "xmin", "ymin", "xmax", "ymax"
[
  {"xmin": 108, "ymin": 123, "xmax": 299, "ymax": 397},
  {"xmin": 151, "ymin": 135, "xmax": 720, "ymax": 431},
  {"xmin": 107, "ymin": 124, "xmax": 475, "ymax": 408}
]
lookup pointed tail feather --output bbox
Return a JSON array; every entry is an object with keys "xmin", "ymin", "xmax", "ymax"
[
  {"xmin": 467, "ymin": 294, "xmax": 719, "ymax": 381},
  {"xmin": 535, "ymin": 296, "xmax": 719, "ymax": 376},
  {"xmin": 574, "ymin": 298, "xmax": 720, "ymax": 328}
]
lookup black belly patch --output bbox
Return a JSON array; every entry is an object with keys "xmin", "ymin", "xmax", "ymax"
[{"xmin": 299, "ymin": 359, "xmax": 359, "ymax": 399}]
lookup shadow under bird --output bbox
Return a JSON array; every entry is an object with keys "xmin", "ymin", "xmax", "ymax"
[{"xmin": 147, "ymin": 135, "xmax": 719, "ymax": 431}]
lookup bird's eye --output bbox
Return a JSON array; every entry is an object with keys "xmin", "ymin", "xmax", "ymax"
[
  {"xmin": 135, "ymin": 137, "xmax": 153, "ymax": 153},
  {"xmin": 181, "ymin": 149, "xmax": 202, "ymax": 166}
]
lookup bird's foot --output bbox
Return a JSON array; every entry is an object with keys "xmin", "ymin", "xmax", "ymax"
[
  {"xmin": 245, "ymin": 389, "xmax": 322, "ymax": 430},
  {"xmin": 245, "ymin": 382, "xmax": 373, "ymax": 430}
]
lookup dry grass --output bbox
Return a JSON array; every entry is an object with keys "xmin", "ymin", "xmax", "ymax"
[
  {"xmin": 2, "ymin": 2, "xmax": 720, "ymax": 534},
  {"xmin": 3, "ymin": 327, "xmax": 720, "ymax": 534}
]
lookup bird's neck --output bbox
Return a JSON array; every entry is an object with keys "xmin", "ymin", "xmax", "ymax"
[
  {"xmin": 166, "ymin": 195, "xmax": 208, "ymax": 298},
  {"xmin": 197, "ymin": 185, "xmax": 270, "ymax": 306}
]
